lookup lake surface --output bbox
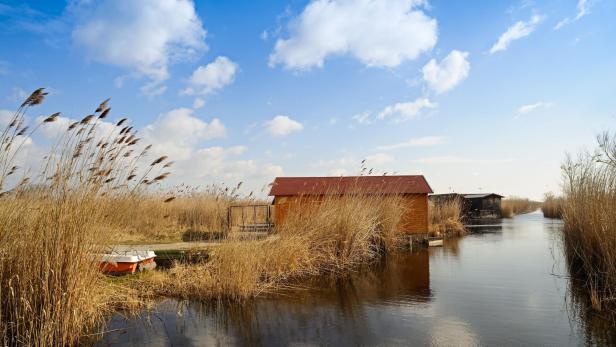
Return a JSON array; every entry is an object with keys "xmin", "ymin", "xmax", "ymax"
[{"xmin": 98, "ymin": 213, "xmax": 616, "ymax": 346}]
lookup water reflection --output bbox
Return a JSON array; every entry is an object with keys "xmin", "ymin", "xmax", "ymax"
[{"xmin": 98, "ymin": 214, "xmax": 616, "ymax": 346}]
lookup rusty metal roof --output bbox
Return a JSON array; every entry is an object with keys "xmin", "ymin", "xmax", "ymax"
[{"xmin": 268, "ymin": 175, "xmax": 433, "ymax": 196}]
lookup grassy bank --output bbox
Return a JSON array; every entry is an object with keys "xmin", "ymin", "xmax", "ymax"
[
  {"xmin": 428, "ymin": 198, "xmax": 465, "ymax": 237},
  {"xmin": 560, "ymin": 131, "xmax": 616, "ymax": 318},
  {"xmin": 131, "ymin": 193, "xmax": 407, "ymax": 300},
  {"xmin": 501, "ymin": 197, "xmax": 541, "ymax": 218}
]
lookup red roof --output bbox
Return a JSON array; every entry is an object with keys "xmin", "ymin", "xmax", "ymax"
[{"xmin": 268, "ymin": 175, "xmax": 433, "ymax": 196}]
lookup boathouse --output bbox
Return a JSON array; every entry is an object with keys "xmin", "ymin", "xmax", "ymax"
[
  {"xmin": 430, "ymin": 193, "xmax": 504, "ymax": 218},
  {"xmin": 268, "ymin": 175, "xmax": 433, "ymax": 234}
]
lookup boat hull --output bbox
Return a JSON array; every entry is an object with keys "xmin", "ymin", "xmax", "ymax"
[{"xmin": 98, "ymin": 250, "xmax": 157, "ymax": 275}]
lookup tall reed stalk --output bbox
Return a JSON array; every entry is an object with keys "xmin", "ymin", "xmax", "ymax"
[
  {"xmin": 560, "ymin": 131, "xmax": 616, "ymax": 318},
  {"xmin": 541, "ymin": 192, "xmax": 563, "ymax": 219},
  {"xmin": 0, "ymin": 89, "xmax": 172, "ymax": 345},
  {"xmin": 428, "ymin": 198, "xmax": 465, "ymax": 237}
]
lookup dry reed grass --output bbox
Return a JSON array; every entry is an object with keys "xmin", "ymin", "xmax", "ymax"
[
  {"xmin": 560, "ymin": 131, "xmax": 616, "ymax": 319},
  {"xmin": 97, "ymin": 186, "xmax": 239, "ymax": 243},
  {"xmin": 133, "ymin": 193, "xmax": 408, "ymax": 300},
  {"xmin": 501, "ymin": 197, "xmax": 541, "ymax": 218},
  {"xmin": 428, "ymin": 198, "xmax": 465, "ymax": 237},
  {"xmin": 0, "ymin": 90, "xmax": 168, "ymax": 345},
  {"xmin": 541, "ymin": 192, "xmax": 564, "ymax": 219}
]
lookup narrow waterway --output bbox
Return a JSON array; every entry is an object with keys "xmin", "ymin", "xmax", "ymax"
[{"xmin": 98, "ymin": 213, "xmax": 616, "ymax": 346}]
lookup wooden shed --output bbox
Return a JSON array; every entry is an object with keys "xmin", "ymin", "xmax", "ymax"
[
  {"xmin": 463, "ymin": 193, "xmax": 503, "ymax": 218},
  {"xmin": 268, "ymin": 175, "xmax": 433, "ymax": 234},
  {"xmin": 430, "ymin": 193, "xmax": 504, "ymax": 219}
]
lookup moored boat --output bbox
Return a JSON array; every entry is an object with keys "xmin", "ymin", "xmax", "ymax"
[
  {"xmin": 98, "ymin": 250, "xmax": 157, "ymax": 274},
  {"xmin": 428, "ymin": 237, "xmax": 443, "ymax": 247}
]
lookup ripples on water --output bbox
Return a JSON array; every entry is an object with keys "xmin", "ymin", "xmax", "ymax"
[{"xmin": 98, "ymin": 213, "xmax": 616, "ymax": 346}]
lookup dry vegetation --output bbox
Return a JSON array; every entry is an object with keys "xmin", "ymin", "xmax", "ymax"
[
  {"xmin": 500, "ymin": 197, "xmax": 541, "ymax": 218},
  {"xmin": 428, "ymin": 198, "xmax": 465, "ymax": 237},
  {"xmin": 560, "ymin": 131, "xmax": 616, "ymax": 318},
  {"xmin": 0, "ymin": 90, "xmax": 175, "ymax": 345},
  {"xmin": 542, "ymin": 192, "xmax": 564, "ymax": 219},
  {"xmin": 0, "ymin": 89, "xmax": 424, "ymax": 344},
  {"xmin": 97, "ymin": 186, "xmax": 240, "ymax": 243},
  {"xmin": 132, "ymin": 194, "xmax": 408, "ymax": 300}
]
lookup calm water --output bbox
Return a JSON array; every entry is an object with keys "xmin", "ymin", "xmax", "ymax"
[{"xmin": 98, "ymin": 213, "xmax": 616, "ymax": 346}]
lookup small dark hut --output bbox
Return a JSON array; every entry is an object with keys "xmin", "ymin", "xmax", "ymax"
[
  {"xmin": 430, "ymin": 193, "xmax": 504, "ymax": 219},
  {"xmin": 463, "ymin": 193, "xmax": 503, "ymax": 218}
]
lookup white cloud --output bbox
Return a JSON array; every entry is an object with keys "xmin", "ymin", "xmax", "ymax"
[
  {"xmin": 489, "ymin": 14, "xmax": 543, "ymax": 54},
  {"xmin": 516, "ymin": 101, "xmax": 554, "ymax": 115},
  {"xmin": 352, "ymin": 111, "xmax": 373, "ymax": 125},
  {"xmin": 554, "ymin": 0, "xmax": 592, "ymax": 30},
  {"xmin": 422, "ymin": 50, "xmax": 470, "ymax": 93},
  {"xmin": 377, "ymin": 97, "xmax": 437, "ymax": 122},
  {"xmin": 142, "ymin": 107, "xmax": 226, "ymax": 160},
  {"xmin": 71, "ymin": 0, "xmax": 207, "ymax": 95},
  {"xmin": 377, "ymin": 136, "xmax": 446, "ymax": 150},
  {"xmin": 265, "ymin": 115, "xmax": 303, "ymax": 136},
  {"xmin": 575, "ymin": 0, "xmax": 591, "ymax": 20},
  {"xmin": 182, "ymin": 56, "xmax": 238, "ymax": 95},
  {"xmin": 365, "ymin": 153, "xmax": 394, "ymax": 166},
  {"xmin": 269, "ymin": 0, "xmax": 437, "ymax": 70},
  {"xmin": 262, "ymin": 164, "xmax": 284, "ymax": 177},
  {"xmin": 553, "ymin": 18, "xmax": 570, "ymax": 30},
  {"xmin": 180, "ymin": 146, "xmax": 283, "ymax": 193},
  {"xmin": 193, "ymin": 97, "xmax": 205, "ymax": 109}
]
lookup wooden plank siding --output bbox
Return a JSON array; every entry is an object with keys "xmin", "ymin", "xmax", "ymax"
[{"xmin": 272, "ymin": 193, "xmax": 429, "ymax": 234}]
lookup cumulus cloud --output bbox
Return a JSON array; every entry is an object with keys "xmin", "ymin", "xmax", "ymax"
[
  {"xmin": 377, "ymin": 97, "xmax": 437, "ymax": 122},
  {"xmin": 265, "ymin": 115, "xmax": 303, "ymax": 136},
  {"xmin": 554, "ymin": 0, "xmax": 592, "ymax": 30},
  {"xmin": 180, "ymin": 146, "xmax": 283, "ymax": 193},
  {"xmin": 489, "ymin": 14, "xmax": 543, "ymax": 54},
  {"xmin": 377, "ymin": 136, "xmax": 446, "ymax": 150},
  {"xmin": 516, "ymin": 101, "xmax": 554, "ymax": 116},
  {"xmin": 269, "ymin": 0, "xmax": 437, "ymax": 70},
  {"xmin": 422, "ymin": 50, "xmax": 470, "ymax": 93},
  {"xmin": 182, "ymin": 56, "xmax": 238, "ymax": 95},
  {"xmin": 71, "ymin": 0, "xmax": 207, "ymax": 95},
  {"xmin": 142, "ymin": 107, "xmax": 226, "ymax": 160}
]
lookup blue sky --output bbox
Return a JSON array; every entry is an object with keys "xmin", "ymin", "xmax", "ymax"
[{"xmin": 0, "ymin": 0, "xmax": 614, "ymax": 199}]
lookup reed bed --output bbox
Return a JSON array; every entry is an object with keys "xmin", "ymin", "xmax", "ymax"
[
  {"xmin": 500, "ymin": 197, "xmax": 541, "ymax": 218},
  {"xmin": 428, "ymin": 198, "xmax": 465, "ymax": 237},
  {"xmin": 0, "ymin": 90, "xmax": 168, "ymax": 345},
  {"xmin": 560, "ymin": 131, "xmax": 616, "ymax": 319},
  {"xmin": 541, "ymin": 192, "xmax": 564, "ymax": 219},
  {"xmin": 134, "ymin": 193, "xmax": 408, "ymax": 300},
  {"xmin": 96, "ymin": 187, "xmax": 239, "ymax": 243}
]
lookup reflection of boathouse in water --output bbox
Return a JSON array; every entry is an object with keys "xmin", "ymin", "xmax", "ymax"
[{"xmin": 225, "ymin": 251, "xmax": 433, "ymax": 346}]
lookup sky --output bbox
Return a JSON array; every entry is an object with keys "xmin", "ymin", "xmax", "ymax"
[{"xmin": 0, "ymin": 0, "xmax": 614, "ymax": 200}]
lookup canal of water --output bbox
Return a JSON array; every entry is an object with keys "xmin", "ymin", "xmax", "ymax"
[{"xmin": 97, "ymin": 213, "xmax": 616, "ymax": 346}]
